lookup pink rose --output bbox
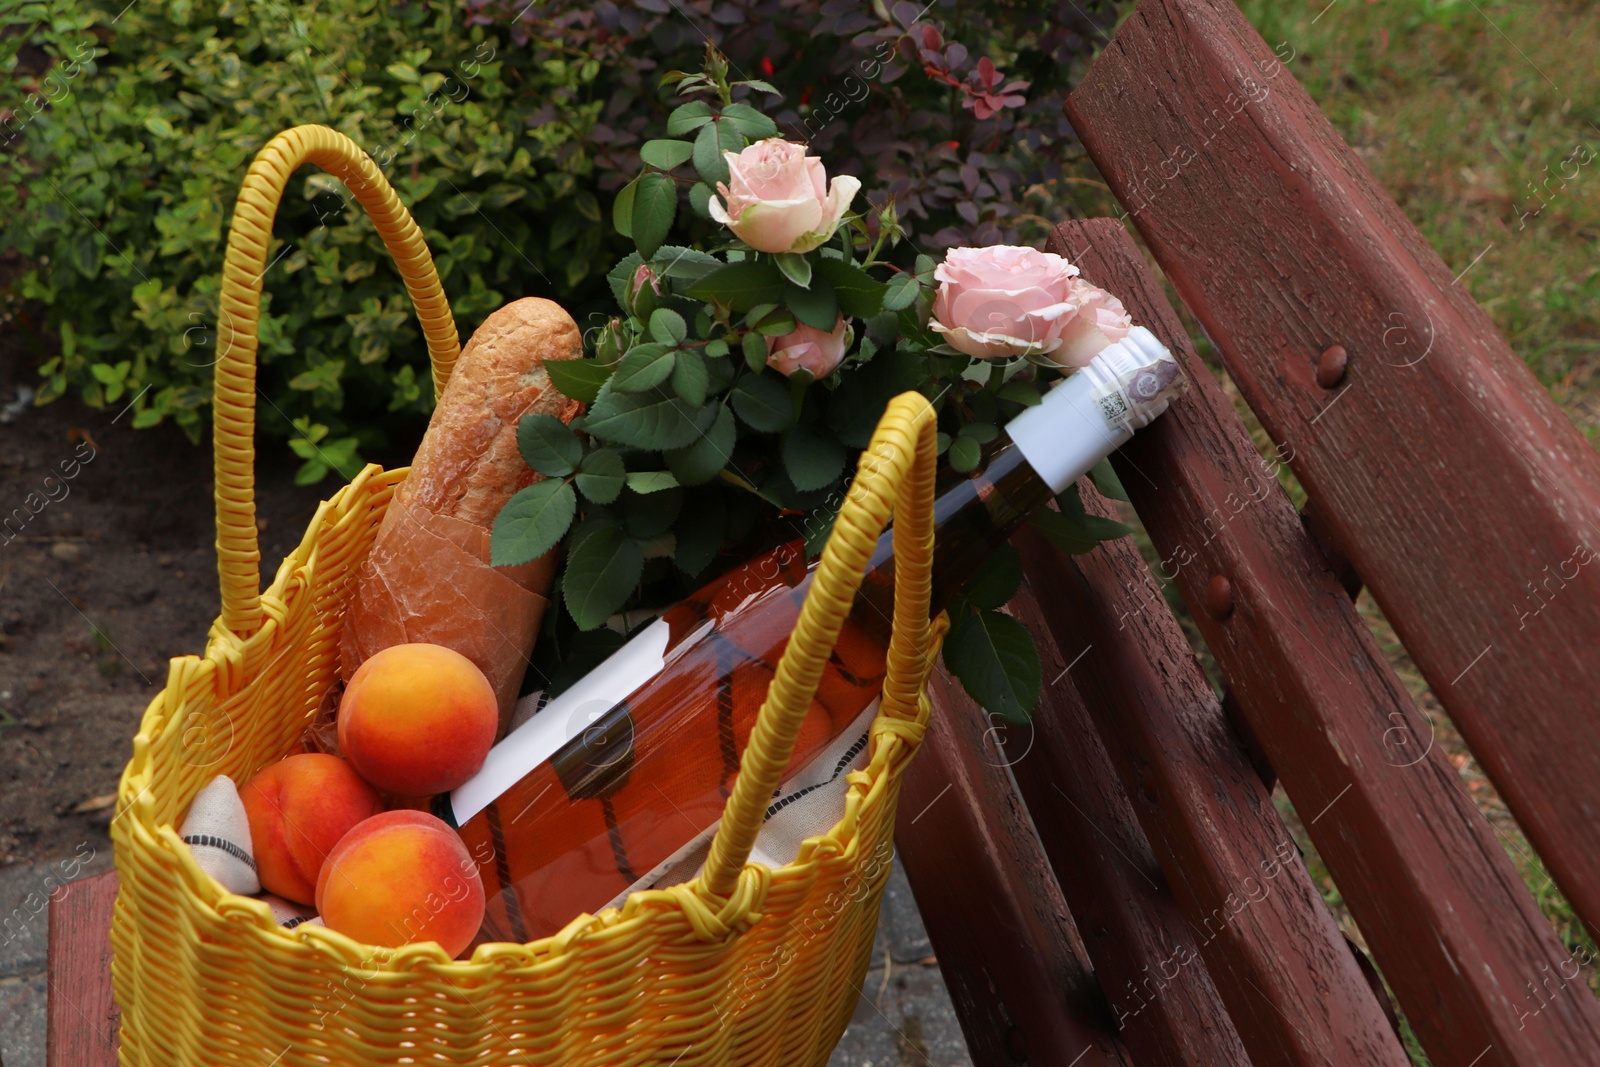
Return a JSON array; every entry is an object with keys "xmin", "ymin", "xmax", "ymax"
[
  {"xmin": 1044, "ymin": 278, "xmax": 1134, "ymax": 369},
  {"xmin": 928, "ymin": 246, "xmax": 1130, "ymax": 364},
  {"xmin": 766, "ymin": 315, "xmax": 850, "ymax": 379},
  {"xmin": 709, "ymin": 139, "xmax": 862, "ymax": 254}
]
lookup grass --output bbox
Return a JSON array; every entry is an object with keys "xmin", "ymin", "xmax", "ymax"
[
  {"xmin": 1233, "ymin": 0, "xmax": 1600, "ymax": 432},
  {"xmin": 1053, "ymin": 1, "xmax": 1600, "ymax": 1061}
]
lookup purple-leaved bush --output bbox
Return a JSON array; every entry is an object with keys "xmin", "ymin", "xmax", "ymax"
[{"xmin": 461, "ymin": 0, "xmax": 1116, "ymax": 254}]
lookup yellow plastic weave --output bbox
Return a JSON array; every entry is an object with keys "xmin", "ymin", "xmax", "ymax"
[{"xmin": 111, "ymin": 125, "xmax": 947, "ymax": 1065}]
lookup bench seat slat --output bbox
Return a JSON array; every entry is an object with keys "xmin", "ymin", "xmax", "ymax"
[{"xmin": 898, "ymin": 669, "xmax": 1139, "ymax": 1066}]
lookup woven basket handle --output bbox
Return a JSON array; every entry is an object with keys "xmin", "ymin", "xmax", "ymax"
[
  {"xmin": 699, "ymin": 392, "xmax": 940, "ymax": 900},
  {"xmin": 213, "ymin": 124, "xmax": 460, "ymax": 636}
]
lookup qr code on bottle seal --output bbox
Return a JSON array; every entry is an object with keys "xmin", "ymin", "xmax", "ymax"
[{"xmin": 1095, "ymin": 387, "xmax": 1131, "ymax": 427}]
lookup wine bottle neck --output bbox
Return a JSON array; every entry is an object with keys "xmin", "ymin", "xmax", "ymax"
[{"xmin": 856, "ymin": 326, "xmax": 1185, "ymax": 625}]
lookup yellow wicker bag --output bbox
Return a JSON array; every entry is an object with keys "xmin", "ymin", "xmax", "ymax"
[{"xmin": 110, "ymin": 124, "xmax": 947, "ymax": 1066}]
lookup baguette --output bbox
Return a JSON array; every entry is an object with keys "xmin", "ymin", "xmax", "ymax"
[{"xmin": 340, "ymin": 297, "xmax": 582, "ymax": 738}]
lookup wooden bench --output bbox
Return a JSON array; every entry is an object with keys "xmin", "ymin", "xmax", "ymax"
[
  {"xmin": 46, "ymin": 0, "xmax": 1600, "ymax": 1064},
  {"xmin": 898, "ymin": 1, "xmax": 1600, "ymax": 1065}
]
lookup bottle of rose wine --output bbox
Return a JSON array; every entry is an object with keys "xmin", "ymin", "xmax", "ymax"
[{"xmin": 436, "ymin": 326, "xmax": 1184, "ymax": 942}]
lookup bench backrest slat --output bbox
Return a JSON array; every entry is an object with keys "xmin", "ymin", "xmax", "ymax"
[
  {"xmin": 1066, "ymin": 0, "xmax": 1600, "ymax": 975},
  {"xmin": 1050, "ymin": 215, "xmax": 1600, "ymax": 1062}
]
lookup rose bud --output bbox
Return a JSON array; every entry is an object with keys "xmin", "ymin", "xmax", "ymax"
[
  {"xmin": 626, "ymin": 262, "xmax": 662, "ymax": 320},
  {"xmin": 709, "ymin": 139, "xmax": 862, "ymax": 254},
  {"xmin": 929, "ymin": 245, "xmax": 1126, "ymax": 364},
  {"xmin": 766, "ymin": 316, "xmax": 850, "ymax": 379}
]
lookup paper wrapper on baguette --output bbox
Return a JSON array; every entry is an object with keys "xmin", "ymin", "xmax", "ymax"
[{"xmin": 340, "ymin": 297, "xmax": 582, "ymax": 737}]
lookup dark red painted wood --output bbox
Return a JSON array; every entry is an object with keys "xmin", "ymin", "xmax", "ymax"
[
  {"xmin": 996, "ymin": 585, "xmax": 1253, "ymax": 1065},
  {"xmin": 1048, "ymin": 216, "xmax": 1600, "ymax": 1064},
  {"xmin": 46, "ymin": 869, "xmax": 120, "ymax": 1067},
  {"xmin": 1011, "ymin": 516, "xmax": 1407, "ymax": 1065},
  {"xmin": 1066, "ymin": 0, "xmax": 1600, "ymax": 941},
  {"xmin": 899, "ymin": 669, "xmax": 1137, "ymax": 1066}
]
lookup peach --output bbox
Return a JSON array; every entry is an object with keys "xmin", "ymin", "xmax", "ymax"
[
  {"xmin": 315, "ymin": 810, "xmax": 485, "ymax": 958},
  {"xmin": 339, "ymin": 643, "xmax": 497, "ymax": 796},
  {"xmin": 240, "ymin": 753, "xmax": 383, "ymax": 905}
]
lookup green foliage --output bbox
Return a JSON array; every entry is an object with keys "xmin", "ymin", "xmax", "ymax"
[
  {"xmin": 0, "ymin": 0, "xmax": 627, "ymax": 478},
  {"xmin": 493, "ymin": 50, "xmax": 1141, "ymax": 718}
]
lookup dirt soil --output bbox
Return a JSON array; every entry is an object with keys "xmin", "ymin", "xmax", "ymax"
[{"xmin": 0, "ymin": 337, "xmax": 381, "ymax": 868}]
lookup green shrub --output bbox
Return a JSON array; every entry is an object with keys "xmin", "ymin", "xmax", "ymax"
[{"xmin": 1, "ymin": 0, "xmax": 625, "ymax": 479}]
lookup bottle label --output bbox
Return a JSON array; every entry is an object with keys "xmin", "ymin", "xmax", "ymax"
[
  {"xmin": 450, "ymin": 619, "xmax": 673, "ymax": 824},
  {"xmin": 1092, "ymin": 356, "xmax": 1183, "ymax": 431}
]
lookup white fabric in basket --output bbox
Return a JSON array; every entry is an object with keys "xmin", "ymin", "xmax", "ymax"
[{"xmin": 179, "ymin": 775, "xmax": 259, "ymax": 896}]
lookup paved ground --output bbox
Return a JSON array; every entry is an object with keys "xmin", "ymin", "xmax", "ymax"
[
  {"xmin": 0, "ymin": 853, "xmax": 970, "ymax": 1066},
  {"xmin": 828, "ymin": 862, "xmax": 973, "ymax": 1067}
]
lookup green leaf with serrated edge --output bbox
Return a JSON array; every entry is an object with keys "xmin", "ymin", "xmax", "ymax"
[
  {"xmin": 1031, "ymin": 488, "xmax": 1135, "ymax": 554},
  {"xmin": 490, "ymin": 480, "xmax": 577, "ymax": 567},
  {"xmin": 673, "ymin": 489, "xmax": 726, "ymax": 576},
  {"xmin": 704, "ymin": 339, "xmax": 730, "ymax": 358},
  {"xmin": 897, "ymin": 303, "xmax": 940, "ymax": 349},
  {"xmin": 631, "ymin": 172, "xmax": 676, "ymax": 259},
  {"xmin": 943, "ymin": 609, "xmax": 1041, "ymax": 724},
  {"xmin": 563, "ymin": 525, "xmax": 644, "ymax": 631},
  {"xmin": 742, "ymin": 331, "xmax": 769, "ymax": 373},
  {"xmin": 731, "ymin": 373, "xmax": 793, "ymax": 432},
  {"xmin": 586, "ymin": 379, "xmax": 711, "ymax": 450},
  {"xmin": 625, "ymin": 471, "xmax": 680, "ymax": 494},
  {"xmin": 693, "ymin": 119, "xmax": 732, "ymax": 186},
  {"xmin": 612, "ymin": 178, "xmax": 638, "ymax": 238},
  {"xmin": 785, "ymin": 275, "xmax": 837, "ymax": 330},
  {"xmin": 688, "ymin": 260, "xmax": 787, "ymax": 311},
  {"xmin": 671, "ymin": 348, "xmax": 709, "ymax": 406},
  {"xmin": 1090, "ymin": 458, "xmax": 1130, "ymax": 502},
  {"xmin": 607, "ymin": 252, "xmax": 645, "ymax": 307},
  {"xmin": 666, "ymin": 403, "xmax": 736, "ymax": 485},
  {"xmin": 640, "ymin": 139, "xmax": 695, "ymax": 170},
  {"xmin": 625, "ymin": 486, "xmax": 683, "ymax": 539},
  {"xmin": 813, "ymin": 258, "xmax": 885, "ymax": 318},
  {"xmin": 963, "ymin": 544, "xmax": 1023, "ymax": 610},
  {"xmin": 545, "ymin": 359, "xmax": 615, "ymax": 406},
  {"xmin": 827, "ymin": 348, "xmax": 923, "ymax": 447},
  {"xmin": 881, "ymin": 272, "xmax": 920, "ymax": 312},
  {"xmin": 576, "ymin": 448, "xmax": 626, "ymax": 504},
  {"xmin": 517, "ymin": 413, "xmax": 582, "ymax": 476},
  {"xmin": 753, "ymin": 308, "xmax": 797, "ymax": 336},
  {"xmin": 782, "ymin": 421, "xmax": 847, "ymax": 492},
  {"xmin": 997, "ymin": 381, "xmax": 1043, "ymax": 407},
  {"xmin": 653, "ymin": 245, "xmax": 720, "ymax": 284},
  {"xmin": 958, "ymin": 422, "xmax": 1000, "ymax": 444},
  {"xmin": 720, "ymin": 102, "xmax": 779, "ymax": 140},
  {"xmin": 690, "ymin": 182, "xmax": 715, "ymax": 220},
  {"xmin": 610, "ymin": 343, "xmax": 676, "ymax": 393},
  {"xmin": 665, "ymin": 100, "xmax": 714, "ymax": 136},
  {"xmin": 649, "ymin": 308, "xmax": 688, "ymax": 345},
  {"xmin": 774, "ymin": 252, "xmax": 812, "ymax": 289},
  {"xmin": 948, "ymin": 435, "xmax": 981, "ymax": 472}
]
